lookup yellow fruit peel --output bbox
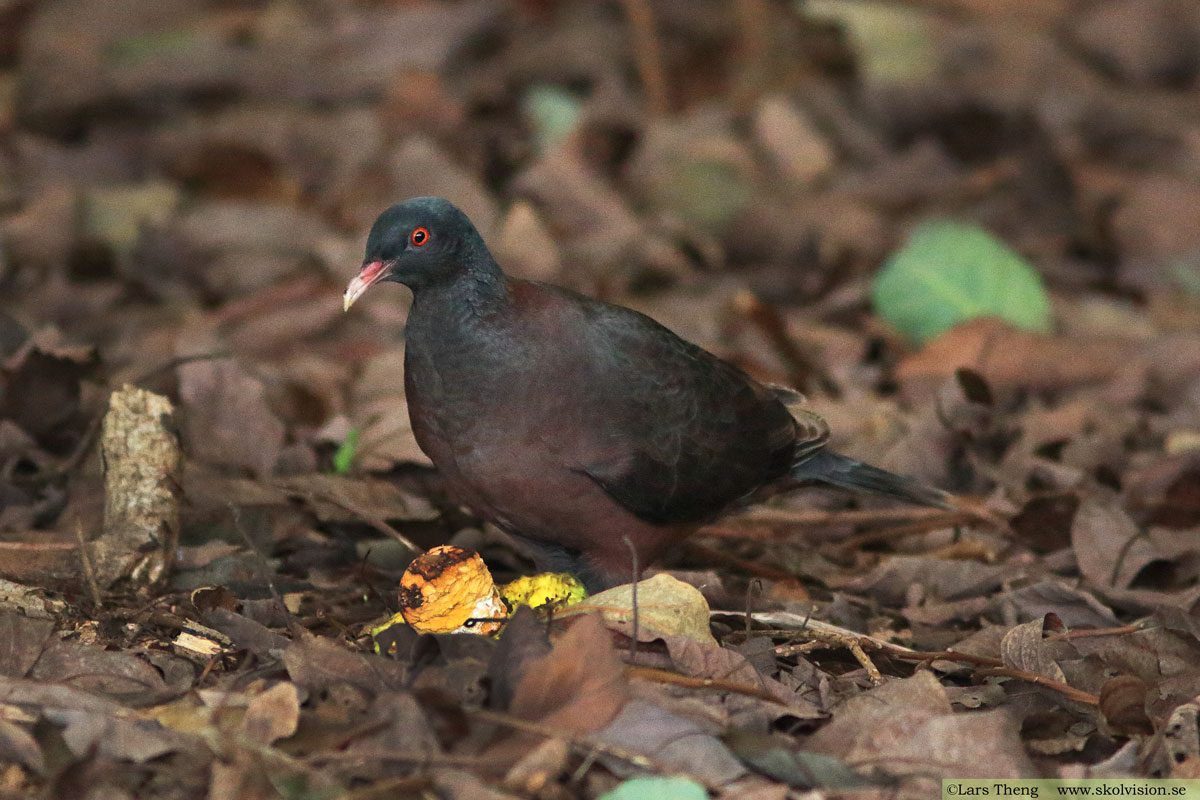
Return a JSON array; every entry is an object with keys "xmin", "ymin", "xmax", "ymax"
[
  {"xmin": 500, "ymin": 572, "xmax": 587, "ymax": 614},
  {"xmin": 397, "ymin": 545, "xmax": 507, "ymax": 635}
]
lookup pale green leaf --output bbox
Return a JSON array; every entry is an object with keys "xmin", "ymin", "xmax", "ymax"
[
  {"xmin": 598, "ymin": 776, "xmax": 707, "ymax": 800},
  {"xmin": 872, "ymin": 220, "xmax": 1052, "ymax": 344}
]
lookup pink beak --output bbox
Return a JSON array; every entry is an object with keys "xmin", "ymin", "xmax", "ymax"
[{"xmin": 343, "ymin": 261, "xmax": 389, "ymax": 311}]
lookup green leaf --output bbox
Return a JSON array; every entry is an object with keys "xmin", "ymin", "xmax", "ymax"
[
  {"xmin": 522, "ymin": 84, "xmax": 583, "ymax": 153},
  {"xmin": 871, "ymin": 220, "xmax": 1052, "ymax": 345},
  {"xmin": 332, "ymin": 429, "xmax": 359, "ymax": 475},
  {"xmin": 598, "ymin": 777, "xmax": 707, "ymax": 800},
  {"xmin": 802, "ymin": 0, "xmax": 937, "ymax": 86}
]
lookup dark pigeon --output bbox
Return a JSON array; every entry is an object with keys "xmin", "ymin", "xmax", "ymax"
[{"xmin": 345, "ymin": 196, "xmax": 952, "ymax": 590}]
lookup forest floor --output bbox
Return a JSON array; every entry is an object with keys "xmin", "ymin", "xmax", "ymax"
[{"xmin": 1, "ymin": 1, "xmax": 1200, "ymax": 797}]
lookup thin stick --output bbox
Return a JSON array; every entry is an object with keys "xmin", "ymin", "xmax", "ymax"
[
  {"xmin": 227, "ymin": 501, "xmax": 301, "ymax": 636},
  {"xmin": 623, "ymin": 535, "xmax": 640, "ymax": 665},
  {"xmin": 734, "ymin": 505, "xmax": 962, "ymax": 527},
  {"xmin": 733, "ymin": 290, "xmax": 839, "ymax": 396},
  {"xmin": 627, "ymin": 665, "xmax": 785, "ymax": 705},
  {"xmin": 750, "ymin": 609, "xmax": 1100, "ymax": 706},
  {"xmin": 272, "ymin": 481, "xmax": 420, "ymax": 555},
  {"xmin": 973, "ymin": 668, "xmax": 1099, "ymax": 706},
  {"xmin": 74, "ymin": 522, "xmax": 102, "ymax": 608},
  {"xmin": 620, "ymin": 0, "xmax": 669, "ymax": 115}
]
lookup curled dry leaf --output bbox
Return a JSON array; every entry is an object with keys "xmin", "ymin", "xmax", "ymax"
[
  {"xmin": 1071, "ymin": 496, "xmax": 1161, "ymax": 588},
  {"xmin": 572, "ymin": 573, "xmax": 717, "ymax": 647},
  {"xmin": 594, "ymin": 700, "xmax": 747, "ymax": 786},
  {"xmin": 243, "ymin": 681, "xmax": 300, "ymax": 745},
  {"xmin": 1098, "ymin": 674, "xmax": 1154, "ymax": 736},
  {"xmin": 178, "ymin": 358, "xmax": 285, "ymax": 478},
  {"xmin": 1000, "ymin": 615, "xmax": 1068, "ymax": 683}
]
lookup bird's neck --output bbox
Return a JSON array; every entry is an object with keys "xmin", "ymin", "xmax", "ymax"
[{"xmin": 409, "ymin": 256, "xmax": 511, "ymax": 337}]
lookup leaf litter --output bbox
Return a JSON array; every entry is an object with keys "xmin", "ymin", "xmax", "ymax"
[{"xmin": 0, "ymin": 0, "xmax": 1198, "ymax": 797}]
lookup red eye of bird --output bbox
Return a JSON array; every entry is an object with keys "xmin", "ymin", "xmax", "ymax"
[{"xmin": 411, "ymin": 227, "xmax": 429, "ymax": 247}]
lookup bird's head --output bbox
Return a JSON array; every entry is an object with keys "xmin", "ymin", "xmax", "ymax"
[{"xmin": 343, "ymin": 196, "xmax": 490, "ymax": 310}]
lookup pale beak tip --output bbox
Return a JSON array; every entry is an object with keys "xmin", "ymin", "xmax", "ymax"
[{"xmin": 343, "ymin": 292, "xmax": 354, "ymax": 312}]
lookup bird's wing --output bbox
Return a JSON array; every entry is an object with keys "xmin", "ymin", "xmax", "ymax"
[
  {"xmin": 568, "ymin": 301, "xmax": 803, "ymax": 525},
  {"xmin": 769, "ymin": 385, "xmax": 830, "ymax": 463}
]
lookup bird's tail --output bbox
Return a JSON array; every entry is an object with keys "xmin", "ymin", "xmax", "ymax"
[{"xmin": 791, "ymin": 449, "xmax": 955, "ymax": 510}]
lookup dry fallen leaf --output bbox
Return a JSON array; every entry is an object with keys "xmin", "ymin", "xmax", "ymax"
[
  {"xmin": 178, "ymin": 358, "xmax": 285, "ymax": 478},
  {"xmin": 573, "ymin": 574, "xmax": 716, "ymax": 647}
]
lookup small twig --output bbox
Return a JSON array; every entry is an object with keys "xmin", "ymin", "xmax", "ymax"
[
  {"xmin": 684, "ymin": 541, "xmax": 801, "ymax": 582},
  {"xmin": 732, "ymin": 290, "xmax": 840, "ymax": 397},
  {"xmin": 304, "ymin": 750, "xmax": 490, "ymax": 768},
  {"xmin": 227, "ymin": 501, "xmax": 302, "ymax": 636},
  {"xmin": 733, "ymin": 505, "xmax": 964, "ymax": 528},
  {"xmin": 568, "ymin": 748, "xmax": 602, "ymax": 787},
  {"xmin": 832, "ymin": 514, "xmax": 978, "ymax": 552},
  {"xmin": 733, "ymin": 0, "xmax": 770, "ymax": 112},
  {"xmin": 774, "ymin": 627, "xmax": 883, "ymax": 684},
  {"xmin": 196, "ymin": 654, "xmax": 221, "ymax": 685},
  {"xmin": 623, "ymin": 535, "xmax": 640, "ymax": 666},
  {"xmin": 973, "ymin": 668, "xmax": 1099, "ymax": 706},
  {"xmin": 45, "ymin": 413, "xmax": 104, "ymax": 480},
  {"xmin": 130, "ymin": 350, "xmax": 235, "ymax": 385},
  {"xmin": 272, "ymin": 481, "xmax": 420, "ymax": 555},
  {"xmin": 744, "ymin": 579, "xmax": 761, "ymax": 640},
  {"xmin": 74, "ymin": 522, "xmax": 102, "ymax": 608},
  {"xmin": 729, "ymin": 608, "xmax": 1103, "ymax": 705},
  {"xmin": 626, "ymin": 665, "xmax": 786, "ymax": 705},
  {"xmin": 1047, "ymin": 625, "xmax": 1142, "ymax": 642},
  {"xmin": 619, "ymin": 0, "xmax": 669, "ymax": 115},
  {"xmin": 1108, "ymin": 528, "xmax": 1147, "ymax": 588}
]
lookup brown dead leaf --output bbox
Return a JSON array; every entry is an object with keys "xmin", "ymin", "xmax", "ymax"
[
  {"xmin": 1000, "ymin": 615, "xmax": 1068, "ymax": 682},
  {"xmin": 243, "ymin": 681, "xmax": 300, "ymax": 745},
  {"xmin": 573, "ymin": 574, "xmax": 716, "ymax": 647},
  {"xmin": 485, "ymin": 613, "xmax": 628, "ymax": 769},
  {"xmin": 1008, "ymin": 494, "xmax": 1079, "ymax": 553},
  {"xmin": 0, "ymin": 718, "xmax": 43, "ymax": 773},
  {"xmin": 200, "ymin": 608, "xmax": 290, "ymax": 657},
  {"xmin": 29, "ymin": 639, "xmax": 169, "ymax": 702},
  {"xmin": 593, "ymin": 700, "xmax": 747, "ymax": 786},
  {"xmin": 49, "ymin": 708, "xmax": 199, "ymax": 763},
  {"xmin": 896, "ymin": 318, "xmax": 1134, "ymax": 400},
  {"xmin": 1071, "ymin": 496, "xmax": 1160, "ymax": 588},
  {"xmin": 655, "ymin": 634, "xmax": 817, "ymax": 713},
  {"xmin": 995, "ymin": 580, "xmax": 1119, "ymax": 629},
  {"xmin": 0, "ymin": 611, "xmax": 55, "ymax": 678},
  {"xmin": 806, "ymin": 672, "xmax": 1037, "ymax": 780},
  {"xmin": 0, "ymin": 328, "xmax": 96, "ymax": 442},
  {"xmin": 345, "ymin": 691, "xmax": 442, "ymax": 757},
  {"xmin": 348, "ymin": 346, "xmax": 432, "ymax": 469},
  {"xmin": 282, "ymin": 632, "xmax": 407, "ymax": 695},
  {"xmin": 1098, "ymin": 674, "xmax": 1154, "ymax": 736},
  {"xmin": 503, "ymin": 736, "xmax": 570, "ymax": 795},
  {"xmin": 507, "ymin": 613, "xmax": 628, "ymax": 733},
  {"xmin": 836, "ymin": 555, "xmax": 1007, "ymax": 607},
  {"xmin": 178, "ymin": 358, "xmax": 285, "ymax": 477}
]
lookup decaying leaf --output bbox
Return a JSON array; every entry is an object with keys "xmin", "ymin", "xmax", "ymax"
[{"xmin": 573, "ymin": 573, "xmax": 716, "ymax": 646}]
